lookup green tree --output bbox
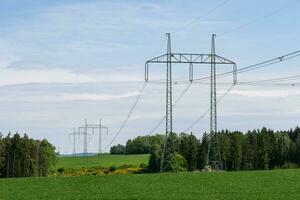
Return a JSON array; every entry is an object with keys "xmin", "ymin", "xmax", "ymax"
[
  {"xmin": 0, "ymin": 134, "xmax": 5, "ymax": 177},
  {"xmin": 242, "ymin": 132, "xmax": 255, "ymax": 170},
  {"xmin": 295, "ymin": 135, "xmax": 300, "ymax": 164},
  {"xmin": 110, "ymin": 144, "xmax": 126, "ymax": 154},
  {"xmin": 38, "ymin": 139, "xmax": 57, "ymax": 176},
  {"xmin": 228, "ymin": 132, "xmax": 243, "ymax": 171},
  {"xmin": 218, "ymin": 130, "xmax": 231, "ymax": 170},
  {"xmin": 274, "ymin": 132, "xmax": 292, "ymax": 167},
  {"xmin": 148, "ymin": 147, "xmax": 161, "ymax": 172},
  {"xmin": 124, "ymin": 135, "xmax": 163, "ymax": 154},
  {"xmin": 197, "ymin": 133, "xmax": 209, "ymax": 170},
  {"xmin": 179, "ymin": 133, "xmax": 199, "ymax": 171},
  {"xmin": 258, "ymin": 128, "xmax": 271, "ymax": 170},
  {"xmin": 148, "ymin": 133, "xmax": 184, "ymax": 172}
]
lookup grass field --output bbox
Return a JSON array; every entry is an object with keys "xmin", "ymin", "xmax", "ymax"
[
  {"xmin": 1, "ymin": 170, "xmax": 300, "ymax": 200},
  {"xmin": 56, "ymin": 154, "xmax": 149, "ymax": 169}
]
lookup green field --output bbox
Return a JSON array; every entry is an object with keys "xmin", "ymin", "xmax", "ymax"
[
  {"xmin": 1, "ymin": 170, "xmax": 300, "ymax": 200},
  {"xmin": 56, "ymin": 154, "xmax": 149, "ymax": 169}
]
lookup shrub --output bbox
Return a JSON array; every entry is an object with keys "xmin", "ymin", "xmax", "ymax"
[
  {"xmin": 110, "ymin": 144, "xmax": 126, "ymax": 154},
  {"xmin": 174, "ymin": 153, "xmax": 188, "ymax": 171},
  {"xmin": 139, "ymin": 163, "xmax": 147, "ymax": 169},
  {"xmin": 103, "ymin": 168, "xmax": 110, "ymax": 175},
  {"xmin": 109, "ymin": 166, "xmax": 117, "ymax": 172},
  {"xmin": 57, "ymin": 167, "xmax": 65, "ymax": 174}
]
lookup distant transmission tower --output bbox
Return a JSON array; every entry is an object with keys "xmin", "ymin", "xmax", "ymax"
[
  {"xmin": 69, "ymin": 128, "xmax": 81, "ymax": 157},
  {"xmin": 78, "ymin": 118, "xmax": 108, "ymax": 155},
  {"xmin": 77, "ymin": 118, "xmax": 89, "ymax": 155},
  {"xmin": 145, "ymin": 33, "xmax": 237, "ymax": 171}
]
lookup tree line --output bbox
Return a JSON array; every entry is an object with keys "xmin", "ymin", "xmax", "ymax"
[
  {"xmin": 0, "ymin": 133, "xmax": 57, "ymax": 178},
  {"xmin": 110, "ymin": 135, "xmax": 163, "ymax": 155},
  {"xmin": 111, "ymin": 127, "xmax": 300, "ymax": 172}
]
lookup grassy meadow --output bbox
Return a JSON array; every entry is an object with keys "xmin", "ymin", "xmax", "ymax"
[
  {"xmin": 1, "ymin": 170, "xmax": 300, "ymax": 200},
  {"xmin": 56, "ymin": 154, "xmax": 149, "ymax": 169}
]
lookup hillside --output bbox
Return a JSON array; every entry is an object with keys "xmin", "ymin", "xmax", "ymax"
[{"xmin": 56, "ymin": 154, "xmax": 149, "ymax": 169}]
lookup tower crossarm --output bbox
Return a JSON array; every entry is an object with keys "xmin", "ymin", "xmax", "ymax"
[
  {"xmin": 146, "ymin": 53, "xmax": 235, "ymax": 65},
  {"xmin": 78, "ymin": 124, "xmax": 108, "ymax": 129}
]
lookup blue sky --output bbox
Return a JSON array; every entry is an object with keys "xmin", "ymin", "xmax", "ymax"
[{"xmin": 0, "ymin": 0, "xmax": 300, "ymax": 154}]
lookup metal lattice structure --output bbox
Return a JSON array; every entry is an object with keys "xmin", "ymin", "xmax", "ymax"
[
  {"xmin": 69, "ymin": 128, "xmax": 81, "ymax": 157},
  {"xmin": 145, "ymin": 33, "xmax": 237, "ymax": 171},
  {"xmin": 78, "ymin": 118, "xmax": 108, "ymax": 155}
]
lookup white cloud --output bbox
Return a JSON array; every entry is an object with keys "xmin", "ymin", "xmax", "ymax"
[
  {"xmin": 0, "ymin": 54, "xmax": 143, "ymax": 86},
  {"xmin": 0, "ymin": 66, "xmax": 94, "ymax": 86},
  {"xmin": 220, "ymin": 89, "xmax": 300, "ymax": 98},
  {"xmin": 60, "ymin": 92, "xmax": 139, "ymax": 101},
  {"xmin": 0, "ymin": 65, "xmax": 146, "ymax": 86},
  {"xmin": 0, "ymin": 92, "xmax": 140, "ymax": 102}
]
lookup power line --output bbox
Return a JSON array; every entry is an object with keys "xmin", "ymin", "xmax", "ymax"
[
  {"xmin": 182, "ymin": 84, "xmax": 236, "ymax": 133},
  {"xmin": 192, "ymin": 50, "xmax": 300, "ymax": 82},
  {"xmin": 149, "ymin": 73, "xmax": 300, "ymax": 135},
  {"xmin": 149, "ymin": 74, "xmax": 300, "ymax": 135},
  {"xmin": 174, "ymin": 0, "xmax": 232, "ymax": 34},
  {"xmin": 182, "ymin": 72, "xmax": 300, "ymax": 132},
  {"xmin": 237, "ymin": 82, "xmax": 300, "ymax": 87},
  {"xmin": 104, "ymin": 82, "xmax": 147, "ymax": 151},
  {"xmin": 194, "ymin": 74, "xmax": 300, "ymax": 85},
  {"xmin": 238, "ymin": 74, "xmax": 300, "ymax": 84},
  {"xmin": 219, "ymin": 0, "xmax": 300, "ymax": 36}
]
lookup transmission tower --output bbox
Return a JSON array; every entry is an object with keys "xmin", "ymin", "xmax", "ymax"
[
  {"xmin": 211, "ymin": 34, "xmax": 217, "ymax": 138},
  {"xmin": 69, "ymin": 128, "xmax": 81, "ymax": 157},
  {"xmin": 145, "ymin": 33, "xmax": 237, "ymax": 171},
  {"xmin": 78, "ymin": 118, "xmax": 108, "ymax": 154},
  {"xmin": 208, "ymin": 34, "xmax": 220, "ymax": 169},
  {"xmin": 77, "ymin": 119, "xmax": 89, "ymax": 155}
]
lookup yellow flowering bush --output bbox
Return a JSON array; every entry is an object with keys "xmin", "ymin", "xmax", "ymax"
[{"xmin": 52, "ymin": 166, "xmax": 144, "ymax": 177}]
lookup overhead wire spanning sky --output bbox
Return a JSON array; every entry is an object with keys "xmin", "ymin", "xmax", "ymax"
[{"xmin": 0, "ymin": 0, "xmax": 300, "ymax": 153}]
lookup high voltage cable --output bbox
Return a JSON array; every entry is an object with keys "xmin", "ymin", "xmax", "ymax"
[
  {"xmin": 149, "ymin": 82, "xmax": 300, "ymax": 87},
  {"xmin": 192, "ymin": 50, "xmax": 300, "ymax": 82},
  {"xmin": 104, "ymin": 82, "xmax": 147, "ymax": 151},
  {"xmin": 182, "ymin": 84, "xmax": 236, "ymax": 132},
  {"xmin": 191, "ymin": 74, "xmax": 300, "ymax": 85},
  {"xmin": 219, "ymin": 0, "xmax": 300, "ymax": 36},
  {"xmin": 237, "ymin": 82, "xmax": 300, "ymax": 87},
  {"xmin": 149, "ymin": 73, "xmax": 300, "ymax": 86},
  {"xmin": 148, "ymin": 83, "xmax": 192, "ymax": 135},
  {"xmin": 182, "ymin": 73, "xmax": 300, "ymax": 132},
  {"xmin": 238, "ymin": 74, "xmax": 300, "ymax": 84},
  {"xmin": 173, "ymin": 0, "xmax": 232, "ymax": 34}
]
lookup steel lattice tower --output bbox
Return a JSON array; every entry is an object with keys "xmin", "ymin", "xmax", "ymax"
[
  {"xmin": 99, "ymin": 119, "xmax": 103, "ymax": 154},
  {"xmin": 166, "ymin": 33, "xmax": 173, "ymax": 137},
  {"xmin": 160, "ymin": 33, "xmax": 173, "ymax": 172},
  {"xmin": 207, "ymin": 34, "xmax": 223, "ymax": 170},
  {"xmin": 210, "ymin": 34, "xmax": 217, "ymax": 136},
  {"xmin": 83, "ymin": 119, "xmax": 88, "ymax": 155},
  {"xmin": 145, "ymin": 33, "xmax": 237, "ymax": 172},
  {"xmin": 69, "ymin": 128, "xmax": 81, "ymax": 156},
  {"xmin": 78, "ymin": 118, "xmax": 108, "ymax": 155}
]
